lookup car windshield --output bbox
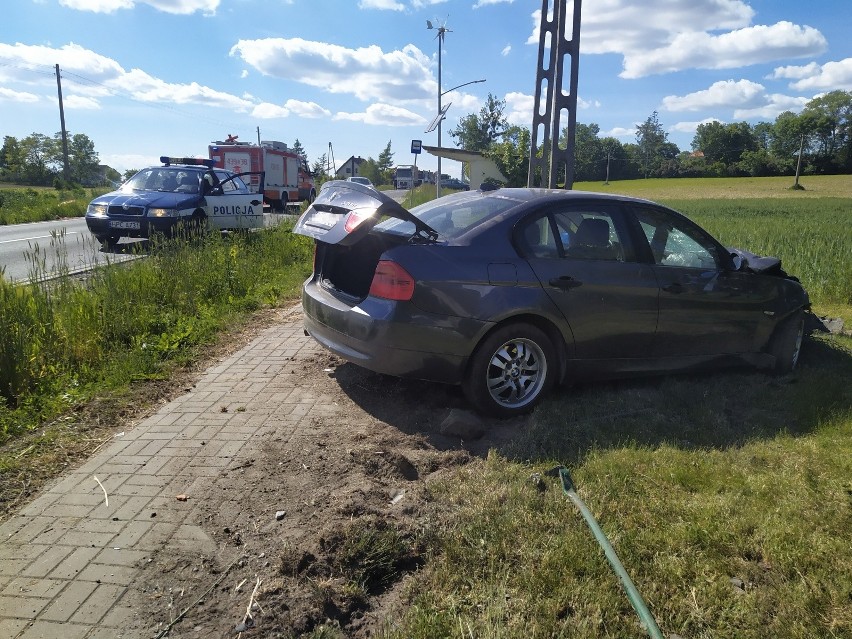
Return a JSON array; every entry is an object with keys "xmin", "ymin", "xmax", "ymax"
[
  {"xmin": 375, "ymin": 191, "xmax": 520, "ymax": 240},
  {"xmin": 122, "ymin": 167, "xmax": 200, "ymax": 193}
]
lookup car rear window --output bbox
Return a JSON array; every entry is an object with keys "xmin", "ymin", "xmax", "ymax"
[{"xmin": 375, "ymin": 192, "xmax": 520, "ymax": 240}]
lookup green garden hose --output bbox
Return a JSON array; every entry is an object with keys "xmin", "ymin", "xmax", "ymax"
[{"xmin": 558, "ymin": 467, "xmax": 665, "ymax": 639}]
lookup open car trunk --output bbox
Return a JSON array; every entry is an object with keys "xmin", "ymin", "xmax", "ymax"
[
  {"xmin": 315, "ymin": 232, "xmax": 409, "ymax": 301},
  {"xmin": 294, "ymin": 180, "xmax": 438, "ymax": 302}
]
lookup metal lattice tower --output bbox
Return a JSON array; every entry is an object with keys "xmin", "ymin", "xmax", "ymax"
[{"xmin": 528, "ymin": 0, "xmax": 582, "ymax": 189}]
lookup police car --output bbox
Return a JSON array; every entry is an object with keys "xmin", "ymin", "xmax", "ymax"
[{"xmin": 85, "ymin": 157, "xmax": 265, "ymax": 246}]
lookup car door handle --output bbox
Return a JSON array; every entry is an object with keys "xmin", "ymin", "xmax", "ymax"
[
  {"xmin": 662, "ymin": 283, "xmax": 683, "ymax": 294},
  {"xmin": 549, "ymin": 276, "xmax": 582, "ymax": 289}
]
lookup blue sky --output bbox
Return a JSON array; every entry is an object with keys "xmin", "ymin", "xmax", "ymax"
[{"xmin": 3, "ymin": 0, "xmax": 851, "ymax": 178}]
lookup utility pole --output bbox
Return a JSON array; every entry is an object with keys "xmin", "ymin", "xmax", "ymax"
[
  {"xmin": 55, "ymin": 64, "xmax": 71, "ymax": 182},
  {"xmin": 793, "ymin": 133, "xmax": 805, "ymax": 190},
  {"xmin": 528, "ymin": 0, "xmax": 582, "ymax": 189}
]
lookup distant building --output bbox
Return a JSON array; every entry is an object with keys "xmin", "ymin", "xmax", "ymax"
[{"xmin": 335, "ymin": 156, "xmax": 366, "ymax": 180}]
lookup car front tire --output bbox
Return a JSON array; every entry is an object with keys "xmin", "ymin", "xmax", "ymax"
[
  {"xmin": 463, "ymin": 323, "xmax": 555, "ymax": 418},
  {"xmin": 769, "ymin": 309, "xmax": 805, "ymax": 374}
]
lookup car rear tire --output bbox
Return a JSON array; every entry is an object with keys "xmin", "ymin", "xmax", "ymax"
[
  {"xmin": 463, "ymin": 323, "xmax": 555, "ymax": 418},
  {"xmin": 768, "ymin": 309, "xmax": 805, "ymax": 374}
]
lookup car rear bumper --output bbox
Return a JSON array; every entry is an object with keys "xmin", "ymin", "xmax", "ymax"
[{"xmin": 301, "ymin": 280, "xmax": 489, "ymax": 384}]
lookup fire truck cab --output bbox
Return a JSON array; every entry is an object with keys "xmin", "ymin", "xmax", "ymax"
[{"xmin": 209, "ymin": 139, "xmax": 316, "ymax": 211}]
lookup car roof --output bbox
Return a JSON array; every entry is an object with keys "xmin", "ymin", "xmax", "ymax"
[{"xmin": 473, "ymin": 187, "xmax": 660, "ymax": 207}]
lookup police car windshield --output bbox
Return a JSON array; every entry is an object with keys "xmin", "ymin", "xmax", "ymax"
[{"xmin": 123, "ymin": 167, "xmax": 200, "ymax": 194}]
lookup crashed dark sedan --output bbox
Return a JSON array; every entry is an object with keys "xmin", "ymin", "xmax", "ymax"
[{"xmin": 294, "ymin": 181, "xmax": 809, "ymax": 417}]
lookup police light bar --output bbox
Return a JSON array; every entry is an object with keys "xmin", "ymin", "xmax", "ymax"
[{"xmin": 160, "ymin": 156, "xmax": 215, "ymax": 168}]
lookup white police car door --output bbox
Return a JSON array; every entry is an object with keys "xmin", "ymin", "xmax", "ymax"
[{"xmin": 203, "ymin": 170, "xmax": 264, "ymax": 230}]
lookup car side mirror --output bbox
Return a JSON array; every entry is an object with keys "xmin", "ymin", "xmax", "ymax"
[{"xmin": 730, "ymin": 253, "xmax": 746, "ymax": 271}]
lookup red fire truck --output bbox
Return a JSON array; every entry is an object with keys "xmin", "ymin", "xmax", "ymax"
[{"xmin": 208, "ymin": 138, "xmax": 316, "ymax": 211}]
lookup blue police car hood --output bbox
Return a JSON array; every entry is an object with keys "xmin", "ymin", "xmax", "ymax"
[{"xmin": 91, "ymin": 188, "xmax": 199, "ymax": 209}]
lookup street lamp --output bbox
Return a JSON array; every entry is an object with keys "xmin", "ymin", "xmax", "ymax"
[{"xmin": 426, "ymin": 20, "xmax": 450, "ymax": 198}]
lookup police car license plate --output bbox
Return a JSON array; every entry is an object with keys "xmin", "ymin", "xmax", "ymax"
[{"xmin": 109, "ymin": 220, "xmax": 140, "ymax": 230}]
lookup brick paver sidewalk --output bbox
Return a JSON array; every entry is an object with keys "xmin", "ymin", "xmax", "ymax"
[{"xmin": 0, "ymin": 310, "xmax": 322, "ymax": 638}]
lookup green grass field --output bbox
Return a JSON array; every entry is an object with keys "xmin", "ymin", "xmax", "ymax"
[
  {"xmin": 1, "ymin": 176, "xmax": 850, "ymax": 637},
  {"xmin": 380, "ymin": 175, "xmax": 852, "ymax": 639}
]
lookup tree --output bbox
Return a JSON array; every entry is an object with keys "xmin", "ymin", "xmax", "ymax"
[
  {"xmin": 448, "ymin": 93, "xmax": 508, "ymax": 152},
  {"xmin": 487, "ymin": 125, "xmax": 531, "ymax": 187},
  {"xmin": 0, "ymin": 136, "xmax": 23, "ymax": 181},
  {"xmin": 311, "ymin": 153, "xmax": 329, "ymax": 180},
  {"xmin": 357, "ymin": 158, "xmax": 381, "ymax": 186},
  {"xmin": 569, "ymin": 123, "xmax": 605, "ymax": 182},
  {"xmin": 64, "ymin": 133, "xmax": 100, "ymax": 185},
  {"xmin": 291, "ymin": 139, "xmax": 308, "ymax": 164},
  {"xmin": 770, "ymin": 111, "xmax": 808, "ymax": 173},
  {"xmin": 18, "ymin": 133, "xmax": 58, "ymax": 185},
  {"xmin": 635, "ymin": 111, "xmax": 672, "ymax": 178},
  {"xmin": 800, "ymin": 90, "xmax": 852, "ymax": 173},
  {"xmin": 691, "ymin": 121, "xmax": 757, "ymax": 171},
  {"xmin": 376, "ymin": 140, "xmax": 394, "ymax": 185}
]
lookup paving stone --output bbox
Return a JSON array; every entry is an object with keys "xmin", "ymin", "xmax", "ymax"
[
  {"xmin": 16, "ymin": 619, "xmax": 90, "ymax": 639},
  {"xmin": 69, "ymin": 583, "xmax": 125, "ymax": 625},
  {"xmin": 1, "ymin": 578, "xmax": 65, "ymax": 599},
  {"xmin": 47, "ymin": 546, "xmax": 102, "ymax": 580},
  {"xmin": 38, "ymin": 580, "xmax": 98, "ymax": 622},
  {"xmin": 0, "ymin": 593, "xmax": 52, "ymax": 618},
  {"xmin": 19, "ymin": 545, "xmax": 75, "ymax": 579},
  {"xmin": 0, "ymin": 617, "xmax": 29, "ymax": 637},
  {"xmin": 93, "ymin": 547, "xmax": 149, "ymax": 568}
]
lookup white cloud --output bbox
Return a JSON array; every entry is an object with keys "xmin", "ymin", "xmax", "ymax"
[
  {"xmin": 252, "ymin": 103, "xmax": 290, "ymax": 119},
  {"xmin": 230, "ymin": 38, "xmax": 434, "ymax": 104},
  {"xmin": 504, "ymin": 91, "xmax": 533, "ymax": 127},
  {"xmin": 358, "ymin": 0, "xmax": 405, "ymax": 10},
  {"xmin": 669, "ymin": 118, "xmax": 723, "ymax": 135},
  {"xmin": 58, "ymin": 0, "xmax": 218, "ymax": 15},
  {"xmin": 64, "ymin": 94, "xmax": 101, "ymax": 109},
  {"xmin": 115, "ymin": 68, "xmax": 254, "ymax": 111},
  {"xmin": 0, "ymin": 87, "xmax": 40, "ymax": 103},
  {"xmin": 662, "ymin": 79, "xmax": 765, "ymax": 112},
  {"xmin": 769, "ymin": 57, "xmax": 852, "ymax": 91},
  {"xmin": 284, "ymin": 99, "xmax": 332, "ymax": 119},
  {"xmin": 527, "ymin": 3, "xmax": 826, "ymax": 78},
  {"xmin": 622, "ymin": 22, "xmax": 827, "ymax": 79},
  {"xmin": 733, "ymin": 94, "xmax": 809, "ymax": 119},
  {"xmin": 601, "ymin": 127, "xmax": 636, "ymax": 139},
  {"xmin": 501, "ymin": 44, "xmax": 511, "ymax": 57},
  {"xmin": 334, "ymin": 103, "xmax": 426, "ymax": 126},
  {"xmin": 474, "ymin": 0, "xmax": 514, "ymax": 8}
]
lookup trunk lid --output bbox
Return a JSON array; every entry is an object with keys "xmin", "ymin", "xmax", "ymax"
[{"xmin": 293, "ymin": 180, "xmax": 438, "ymax": 246}]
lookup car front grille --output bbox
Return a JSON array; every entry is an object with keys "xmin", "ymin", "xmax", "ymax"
[{"xmin": 108, "ymin": 205, "xmax": 144, "ymax": 216}]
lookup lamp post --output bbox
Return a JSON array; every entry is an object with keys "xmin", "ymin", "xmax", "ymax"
[{"xmin": 427, "ymin": 20, "xmax": 450, "ymax": 198}]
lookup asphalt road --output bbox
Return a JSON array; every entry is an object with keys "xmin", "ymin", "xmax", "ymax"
[
  {"xmin": 0, "ymin": 218, "xmax": 147, "ymax": 283},
  {"xmin": 1, "ymin": 190, "xmax": 412, "ymax": 283}
]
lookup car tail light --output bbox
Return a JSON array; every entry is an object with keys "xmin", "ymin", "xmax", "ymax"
[
  {"xmin": 344, "ymin": 210, "xmax": 372, "ymax": 233},
  {"xmin": 369, "ymin": 260, "xmax": 414, "ymax": 301}
]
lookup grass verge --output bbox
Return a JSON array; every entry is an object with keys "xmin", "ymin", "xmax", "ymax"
[{"xmin": 384, "ymin": 330, "xmax": 852, "ymax": 638}]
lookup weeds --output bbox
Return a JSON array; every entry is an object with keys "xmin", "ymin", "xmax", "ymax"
[{"xmin": 0, "ymin": 224, "xmax": 312, "ymax": 441}]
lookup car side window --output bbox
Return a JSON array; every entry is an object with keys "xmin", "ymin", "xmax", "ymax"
[
  {"xmin": 554, "ymin": 210, "xmax": 625, "ymax": 261},
  {"xmin": 634, "ymin": 207, "xmax": 722, "ymax": 269},
  {"xmin": 519, "ymin": 216, "xmax": 559, "ymax": 258},
  {"xmin": 214, "ymin": 171, "xmax": 238, "ymax": 193}
]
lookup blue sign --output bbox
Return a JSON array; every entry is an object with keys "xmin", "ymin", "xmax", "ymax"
[{"xmin": 411, "ymin": 139, "xmax": 422, "ymax": 154}]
